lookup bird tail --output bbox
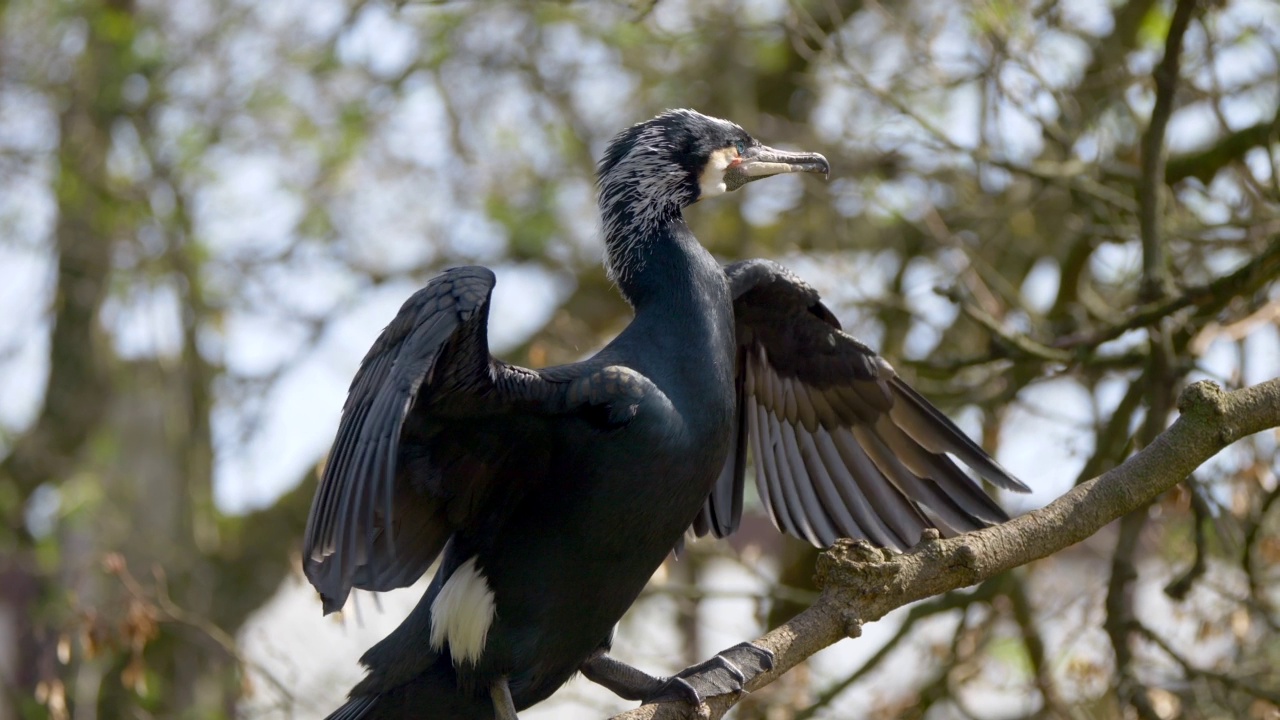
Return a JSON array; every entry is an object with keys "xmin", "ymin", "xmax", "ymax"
[
  {"xmin": 326, "ymin": 695, "xmax": 378, "ymax": 720},
  {"xmin": 324, "ymin": 660, "xmax": 495, "ymax": 720}
]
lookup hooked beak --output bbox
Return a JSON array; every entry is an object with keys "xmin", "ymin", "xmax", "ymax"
[{"xmin": 725, "ymin": 145, "xmax": 830, "ymax": 191}]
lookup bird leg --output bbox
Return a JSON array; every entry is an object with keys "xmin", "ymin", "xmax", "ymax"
[
  {"xmin": 580, "ymin": 642, "xmax": 774, "ymax": 706},
  {"xmin": 490, "ymin": 677, "xmax": 519, "ymax": 720},
  {"xmin": 580, "ymin": 652, "xmax": 667, "ymax": 701}
]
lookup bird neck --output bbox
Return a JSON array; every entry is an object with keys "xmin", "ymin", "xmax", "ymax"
[
  {"xmin": 603, "ymin": 206, "xmax": 717, "ymax": 310},
  {"xmin": 599, "ymin": 200, "xmax": 736, "ymax": 437}
]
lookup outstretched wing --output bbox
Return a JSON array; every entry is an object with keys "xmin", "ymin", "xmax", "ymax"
[
  {"xmin": 693, "ymin": 259, "xmax": 1029, "ymax": 550},
  {"xmin": 303, "ymin": 266, "xmax": 557, "ymax": 613}
]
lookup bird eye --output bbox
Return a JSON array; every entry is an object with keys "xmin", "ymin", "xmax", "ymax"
[{"xmin": 735, "ymin": 142, "xmax": 746, "ymax": 155}]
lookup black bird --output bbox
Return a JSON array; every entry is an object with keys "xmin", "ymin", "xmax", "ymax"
[{"xmin": 304, "ymin": 109, "xmax": 1028, "ymax": 719}]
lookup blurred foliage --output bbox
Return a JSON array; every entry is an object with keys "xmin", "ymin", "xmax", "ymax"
[{"xmin": 0, "ymin": 0, "xmax": 1278, "ymax": 718}]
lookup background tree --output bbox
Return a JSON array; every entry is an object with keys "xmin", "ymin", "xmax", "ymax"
[{"xmin": 0, "ymin": 0, "xmax": 1276, "ymax": 719}]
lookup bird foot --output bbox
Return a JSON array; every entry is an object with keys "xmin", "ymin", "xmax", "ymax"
[{"xmin": 644, "ymin": 643, "xmax": 774, "ymax": 705}]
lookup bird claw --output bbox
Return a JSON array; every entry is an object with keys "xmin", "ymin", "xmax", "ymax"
[
  {"xmin": 644, "ymin": 676, "xmax": 702, "ymax": 706},
  {"xmin": 644, "ymin": 643, "xmax": 774, "ymax": 705}
]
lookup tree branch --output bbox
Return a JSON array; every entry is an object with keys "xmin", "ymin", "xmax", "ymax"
[
  {"xmin": 793, "ymin": 576, "xmax": 1006, "ymax": 720},
  {"xmin": 607, "ymin": 377, "xmax": 1280, "ymax": 720},
  {"xmin": 1165, "ymin": 112, "xmax": 1280, "ymax": 186},
  {"xmin": 1133, "ymin": 622, "xmax": 1280, "ymax": 704},
  {"xmin": 1053, "ymin": 237, "xmax": 1280, "ymax": 350},
  {"xmin": 1068, "ymin": 0, "xmax": 1159, "ymax": 133},
  {"xmin": 1138, "ymin": 0, "xmax": 1199, "ymax": 300},
  {"xmin": 1164, "ymin": 477, "xmax": 1212, "ymax": 601}
]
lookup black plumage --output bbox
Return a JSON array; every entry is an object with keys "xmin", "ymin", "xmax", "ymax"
[{"xmin": 303, "ymin": 109, "xmax": 1028, "ymax": 719}]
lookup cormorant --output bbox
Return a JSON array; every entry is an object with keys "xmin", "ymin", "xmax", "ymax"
[{"xmin": 304, "ymin": 109, "xmax": 1028, "ymax": 720}]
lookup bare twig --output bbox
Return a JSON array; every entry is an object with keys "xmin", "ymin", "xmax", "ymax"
[
  {"xmin": 1133, "ymin": 623, "xmax": 1280, "ymax": 704},
  {"xmin": 793, "ymin": 577, "xmax": 1006, "ymax": 720},
  {"xmin": 1104, "ymin": 512, "xmax": 1161, "ymax": 720},
  {"xmin": 1242, "ymin": 485, "xmax": 1280, "ymax": 627},
  {"xmin": 1054, "ymin": 234, "xmax": 1280, "ymax": 351},
  {"xmin": 105, "ymin": 557, "xmax": 298, "ymax": 707},
  {"xmin": 1165, "ymin": 110, "xmax": 1280, "ymax": 186},
  {"xmin": 1007, "ymin": 572, "xmax": 1059, "ymax": 713},
  {"xmin": 1164, "ymin": 478, "xmax": 1212, "ymax": 601},
  {"xmin": 1105, "ymin": 3, "xmax": 1203, "ymax": 711}
]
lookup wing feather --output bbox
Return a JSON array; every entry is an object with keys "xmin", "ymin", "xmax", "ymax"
[
  {"xmin": 812, "ymin": 428, "xmax": 903, "ymax": 547},
  {"xmin": 756, "ymin": 403, "xmax": 795, "ymax": 536},
  {"xmin": 779, "ymin": 419, "xmax": 839, "ymax": 546},
  {"xmin": 887, "ymin": 378, "xmax": 1024, "ymax": 490},
  {"xmin": 828, "ymin": 426, "xmax": 928, "ymax": 547},
  {"xmin": 302, "ymin": 267, "xmax": 561, "ymax": 613},
  {"xmin": 770, "ymin": 411, "xmax": 816, "ymax": 544},
  {"xmin": 694, "ymin": 259, "xmax": 1028, "ymax": 551},
  {"xmin": 795, "ymin": 429, "xmax": 864, "ymax": 542},
  {"xmin": 850, "ymin": 424, "xmax": 974, "ymax": 535},
  {"xmin": 791, "ymin": 378, "xmax": 820, "ymax": 433}
]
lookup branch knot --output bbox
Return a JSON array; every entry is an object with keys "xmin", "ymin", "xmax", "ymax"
[
  {"xmin": 1177, "ymin": 380, "xmax": 1226, "ymax": 417},
  {"xmin": 814, "ymin": 539, "xmax": 900, "ymax": 593}
]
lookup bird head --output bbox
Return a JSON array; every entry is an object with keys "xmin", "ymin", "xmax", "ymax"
[
  {"xmin": 597, "ymin": 110, "xmax": 829, "ymax": 288},
  {"xmin": 597, "ymin": 109, "xmax": 830, "ymax": 213}
]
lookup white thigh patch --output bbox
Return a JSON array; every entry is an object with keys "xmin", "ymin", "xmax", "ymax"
[{"xmin": 429, "ymin": 557, "xmax": 497, "ymax": 666}]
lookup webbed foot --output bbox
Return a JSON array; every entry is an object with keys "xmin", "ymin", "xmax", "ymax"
[{"xmin": 644, "ymin": 643, "xmax": 774, "ymax": 705}]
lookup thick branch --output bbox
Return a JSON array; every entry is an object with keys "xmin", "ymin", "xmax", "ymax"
[{"xmin": 607, "ymin": 377, "xmax": 1280, "ymax": 720}]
